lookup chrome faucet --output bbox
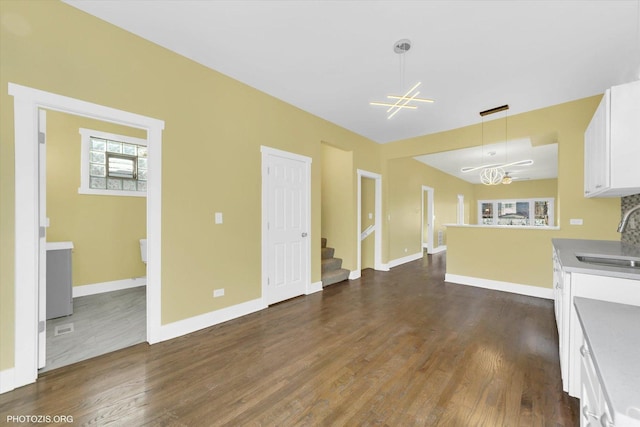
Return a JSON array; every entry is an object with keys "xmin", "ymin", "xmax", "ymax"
[{"xmin": 617, "ymin": 203, "xmax": 640, "ymax": 233}]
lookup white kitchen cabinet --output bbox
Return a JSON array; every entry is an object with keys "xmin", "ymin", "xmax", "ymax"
[
  {"xmin": 579, "ymin": 339, "xmax": 615, "ymax": 427},
  {"xmin": 584, "ymin": 80, "xmax": 640, "ymax": 198},
  {"xmin": 552, "ymin": 249, "xmax": 571, "ymax": 392},
  {"xmin": 567, "ymin": 273, "xmax": 640, "ymax": 398}
]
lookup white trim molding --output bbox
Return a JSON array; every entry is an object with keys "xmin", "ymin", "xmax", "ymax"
[
  {"xmin": 72, "ymin": 277, "xmax": 146, "ymax": 298},
  {"xmin": 445, "ymin": 274, "xmax": 554, "ymax": 300},
  {"xmin": 356, "ymin": 169, "xmax": 383, "ymax": 273},
  {"xmin": 387, "ymin": 252, "xmax": 424, "ymax": 269},
  {"xmin": 0, "ymin": 368, "xmax": 15, "ymax": 394},
  {"xmin": 7, "ymin": 82, "xmax": 164, "ymax": 390},
  {"xmin": 349, "ymin": 270, "xmax": 361, "ymax": 280},
  {"xmin": 159, "ymin": 298, "xmax": 267, "ymax": 342},
  {"xmin": 306, "ymin": 281, "xmax": 323, "ymax": 295},
  {"xmin": 426, "ymin": 245, "xmax": 447, "ymax": 254}
]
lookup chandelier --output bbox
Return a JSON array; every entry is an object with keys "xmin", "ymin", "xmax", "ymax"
[{"xmin": 369, "ymin": 39, "xmax": 434, "ymax": 119}]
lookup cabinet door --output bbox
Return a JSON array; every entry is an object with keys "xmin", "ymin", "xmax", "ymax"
[
  {"xmin": 610, "ymin": 80, "xmax": 640, "ymax": 189},
  {"xmin": 568, "ymin": 273, "xmax": 640, "ymax": 397},
  {"xmin": 584, "ymin": 92, "xmax": 610, "ymax": 197}
]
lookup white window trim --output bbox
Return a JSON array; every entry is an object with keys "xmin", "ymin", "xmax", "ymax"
[
  {"xmin": 478, "ymin": 198, "xmax": 555, "ymax": 227},
  {"xmin": 79, "ymin": 128, "xmax": 147, "ymax": 197}
]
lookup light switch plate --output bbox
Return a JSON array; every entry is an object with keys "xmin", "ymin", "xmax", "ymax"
[
  {"xmin": 569, "ymin": 218, "xmax": 583, "ymax": 225},
  {"xmin": 215, "ymin": 212, "xmax": 223, "ymax": 224}
]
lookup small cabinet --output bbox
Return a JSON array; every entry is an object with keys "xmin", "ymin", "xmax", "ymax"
[
  {"xmin": 567, "ymin": 273, "xmax": 640, "ymax": 398},
  {"xmin": 553, "ymin": 249, "xmax": 571, "ymax": 392},
  {"xmin": 579, "ymin": 340, "xmax": 614, "ymax": 427},
  {"xmin": 46, "ymin": 242, "xmax": 73, "ymax": 319},
  {"xmin": 584, "ymin": 80, "xmax": 640, "ymax": 198}
]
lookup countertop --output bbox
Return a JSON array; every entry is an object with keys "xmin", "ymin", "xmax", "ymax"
[
  {"xmin": 46, "ymin": 241, "xmax": 74, "ymax": 251},
  {"xmin": 574, "ymin": 297, "xmax": 640, "ymax": 425},
  {"xmin": 552, "ymin": 238, "xmax": 640, "ymax": 280}
]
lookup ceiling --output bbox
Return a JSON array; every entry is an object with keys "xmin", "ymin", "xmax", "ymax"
[
  {"xmin": 414, "ymin": 139, "xmax": 558, "ymax": 184},
  {"xmin": 64, "ymin": 1, "xmax": 640, "ymax": 144}
]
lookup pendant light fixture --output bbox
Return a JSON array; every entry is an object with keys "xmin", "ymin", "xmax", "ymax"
[
  {"xmin": 479, "ymin": 104, "xmax": 508, "ymax": 185},
  {"xmin": 369, "ymin": 39, "xmax": 434, "ymax": 119}
]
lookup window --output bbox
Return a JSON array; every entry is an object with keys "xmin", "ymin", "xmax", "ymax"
[
  {"xmin": 79, "ymin": 128, "xmax": 147, "ymax": 196},
  {"xmin": 478, "ymin": 198, "xmax": 554, "ymax": 227}
]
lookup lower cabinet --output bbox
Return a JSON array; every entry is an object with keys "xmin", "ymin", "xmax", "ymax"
[
  {"xmin": 552, "ymin": 250, "xmax": 570, "ymax": 392},
  {"xmin": 567, "ymin": 273, "xmax": 640, "ymax": 398},
  {"xmin": 579, "ymin": 337, "xmax": 615, "ymax": 427},
  {"xmin": 553, "ymin": 249, "xmax": 640, "ymax": 398}
]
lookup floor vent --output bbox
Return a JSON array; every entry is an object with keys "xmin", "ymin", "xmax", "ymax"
[{"xmin": 54, "ymin": 323, "xmax": 74, "ymax": 336}]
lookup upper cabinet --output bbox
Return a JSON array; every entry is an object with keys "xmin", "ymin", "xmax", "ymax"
[{"xmin": 584, "ymin": 80, "xmax": 640, "ymax": 198}]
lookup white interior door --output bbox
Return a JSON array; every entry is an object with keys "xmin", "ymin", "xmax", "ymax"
[
  {"xmin": 37, "ymin": 109, "xmax": 47, "ymax": 368},
  {"xmin": 262, "ymin": 147, "xmax": 310, "ymax": 305}
]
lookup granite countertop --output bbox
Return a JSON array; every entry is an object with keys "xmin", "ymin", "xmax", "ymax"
[
  {"xmin": 552, "ymin": 238, "xmax": 640, "ymax": 280},
  {"xmin": 574, "ymin": 297, "xmax": 640, "ymax": 425}
]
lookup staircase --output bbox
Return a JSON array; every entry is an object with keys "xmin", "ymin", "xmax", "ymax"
[{"xmin": 321, "ymin": 237, "xmax": 350, "ymax": 287}]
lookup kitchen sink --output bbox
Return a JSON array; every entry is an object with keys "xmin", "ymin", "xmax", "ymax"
[{"xmin": 576, "ymin": 253, "xmax": 640, "ymax": 269}]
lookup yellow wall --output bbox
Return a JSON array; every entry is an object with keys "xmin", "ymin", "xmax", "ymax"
[
  {"xmin": 321, "ymin": 143, "xmax": 355, "ymax": 269},
  {"xmin": 0, "ymin": 1, "xmax": 379, "ymax": 371},
  {"xmin": 446, "ymin": 226, "xmax": 558, "ymax": 287},
  {"xmin": 382, "ymin": 97, "xmax": 620, "ymax": 288},
  {"xmin": 386, "ymin": 158, "xmax": 475, "ymax": 260},
  {"xmin": 361, "ymin": 177, "xmax": 375, "ymax": 269},
  {"xmin": 46, "ymin": 111, "xmax": 147, "ymax": 286}
]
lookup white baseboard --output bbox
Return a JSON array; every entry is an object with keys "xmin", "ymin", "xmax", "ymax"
[
  {"xmin": 158, "ymin": 298, "xmax": 267, "ymax": 342},
  {"xmin": 349, "ymin": 270, "xmax": 360, "ymax": 280},
  {"xmin": 0, "ymin": 368, "xmax": 15, "ymax": 394},
  {"xmin": 445, "ymin": 274, "xmax": 554, "ymax": 300},
  {"xmin": 388, "ymin": 251, "xmax": 424, "ymax": 269},
  {"xmin": 73, "ymin": 277, "xmax": 146, "ymax": 298},
  {"xmin": 429, "ymin": 245, "xmax": 447, "ymax": 254},
  {"xmin": 306, "ymin": 281, "xmax": 323, "ymax": 294}
]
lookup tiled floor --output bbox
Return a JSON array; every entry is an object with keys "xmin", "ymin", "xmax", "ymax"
[{"xmin": 41, "ymin": 287, "xmax": 146, "ymax": 372}]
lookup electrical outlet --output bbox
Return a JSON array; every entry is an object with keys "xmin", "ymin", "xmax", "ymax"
[
  {"xmin": 213, "ymin": 288, "xmax": 225, "ymax": 298},
  {"xmin": 569, "ymin": 218, "xmax": 583, "ymax": 225}
]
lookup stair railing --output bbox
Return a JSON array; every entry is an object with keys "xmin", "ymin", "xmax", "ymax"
[{"xmin": 360, "ymin": 224, "xmax": 375, "ymax": 241}]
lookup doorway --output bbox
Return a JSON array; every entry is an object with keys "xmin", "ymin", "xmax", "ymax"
[
  {"xmin": 422, "ymin": 186, "xmax": 434, "ymax": 253},
  {"xmin": 41, "ymin": 109, "xmax": 148, "ymax": 372},
  {"xmin": 356, "ymin": 169, "xmax": 383, "ymax": 276},
  {"xmin": 9, "ymin": 83, "xmax": 164, "ymax": 390}
]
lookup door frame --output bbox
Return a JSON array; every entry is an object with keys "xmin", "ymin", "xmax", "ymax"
[
  {"xmin": 8, "ymin": 83, "xmax": 164, "ymax": 390},
  {"xmin": 421, "ymin": 186, "xmax": 434, "ymax": 253},
  {"xmin": 356, "ymin": 169, "xmax": 384, "ymax": 277},
  {"xmin": 260, "ymin": 146, "xmax": 315, "ymax": 304}
]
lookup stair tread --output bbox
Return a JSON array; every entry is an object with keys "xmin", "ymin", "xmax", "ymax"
[{"xmin": 321, "ymin": 268, "xmax": 350, "ymax": 287}]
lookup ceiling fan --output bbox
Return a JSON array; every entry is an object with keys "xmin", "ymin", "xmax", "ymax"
[{"xmin": 501, "ymin": 171, "xmax": 531, "ymax": 184}]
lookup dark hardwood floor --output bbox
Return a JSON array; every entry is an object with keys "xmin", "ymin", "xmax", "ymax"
[{"xmin": 0, "ymin": 253, "xmax": 578, "ymax": 426}]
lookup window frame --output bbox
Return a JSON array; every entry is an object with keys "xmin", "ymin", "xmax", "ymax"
[
  {"xmin": 79, "ymin": 128, "xmax": 147, "ymax": 197},
  {"xmin": 477, "ymin": 198, "xmax": 555, "ymax": 227}
]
